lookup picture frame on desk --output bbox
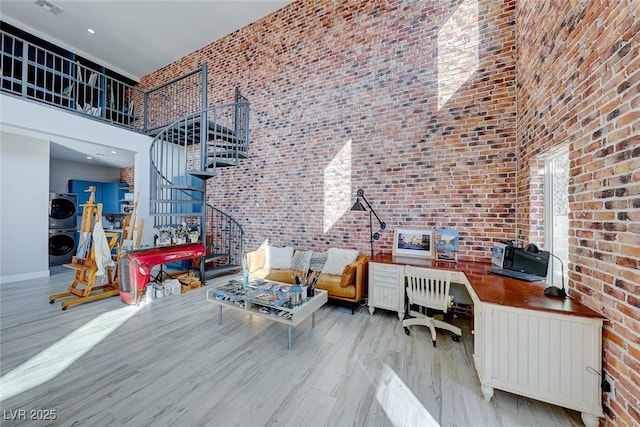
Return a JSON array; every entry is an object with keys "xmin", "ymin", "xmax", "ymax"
[
  {"xmin": 491, "ymin": 242, "xmax": 506, "ymax": 267},
  {"xmin": 435, "ymin": 229, "xmax": 460, "ymax": 263},
  {"xmin": 392, "ymin": 228, "xmax": 434, "ymax": 259}
]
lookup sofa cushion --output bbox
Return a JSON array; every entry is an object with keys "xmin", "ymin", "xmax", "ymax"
[
  {"xmin": 265, "ymin": 246, "xmax": 294, "ymax": 269},
  {"xmin": 339, "ymin": 261, "xmax": 358, "ymax": 287},
  {"xmin": 291, "ymin": 250, "xmax": 313, "ymax": 273},
  {"xmin": 263, "ymin": 268, "xmax": 301, "ymax": 284},
  {"xmin": 322, "ymin": 248, "xmax": 358, "ymax": 275},
  {"xmin": 309, "ymin": 251, "xmax": 328, "ymax": 272},
  {"xmin": 247, "ymin": 249, "xmax": 266, "ymax": 273},
  {"xmin": 315, "ymin": 273, "xmax": 356, "ymax": 298}
]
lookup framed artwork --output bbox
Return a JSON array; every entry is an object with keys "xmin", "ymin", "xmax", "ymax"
[
  {"xmin": 435, "ymin": 229, "xmax": 460, "ymax": 262},
  {"xmin": 392, "ymin": 228, "xmax": 434, "ymax": 259}
]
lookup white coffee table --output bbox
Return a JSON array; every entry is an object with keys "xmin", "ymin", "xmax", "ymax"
[{"xmin": 206, "ymin": 279, "xmax": 328, "ymax": 350}]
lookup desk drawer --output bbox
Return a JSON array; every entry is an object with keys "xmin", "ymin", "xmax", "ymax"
[
  {"xmin": 370, "ymin": 263, "xmax": 402, "ymax": 285},
  {"xmin": 370, "ymin": 263, "xmax": 402, "ymax": 274}
]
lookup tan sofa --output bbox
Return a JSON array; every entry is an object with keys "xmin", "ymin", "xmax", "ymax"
[{"xmin": 246, "ymin": 248, "xmax": 369, "ymax": 313}]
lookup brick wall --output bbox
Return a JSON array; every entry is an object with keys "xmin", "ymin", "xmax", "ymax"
[
  {"xmin": 140, "ymin": 0, "xmax": 517, "ymax": 262},
  {"xmin": 516, "ymin": 1, "xmax": 639, "ymax": 425},
  {"xmin": 120, "ymin": 166, "xmax": 134, "ymax": 191}
]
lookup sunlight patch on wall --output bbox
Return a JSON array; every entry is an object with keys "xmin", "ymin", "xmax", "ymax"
[
  {"xmin": 0, "ymin": 305, "xmax": 140, "ymax": 401},
  {"xmin": 376, "ymin": 364, "xmax": 440, "ymax": 426},
  {"xmin": 437, "ymin": 0, "xmax": 479, "ymax": 110},
  {"xmin": 323, "ymin": 139, "xmax": 352, "ymax": 233}
]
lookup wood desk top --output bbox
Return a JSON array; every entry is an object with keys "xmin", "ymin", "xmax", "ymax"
[{"xmin": 371, "ymin": 254, "xmax": 605, "ymax": 319}]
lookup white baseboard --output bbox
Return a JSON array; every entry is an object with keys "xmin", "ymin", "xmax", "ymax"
[{"xmin": 0, "ymin": 270, "xmax": 49, "ymax": 285}]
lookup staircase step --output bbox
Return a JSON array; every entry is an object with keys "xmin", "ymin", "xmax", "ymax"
[
  {"xmin": 187, "ymin": 170, "xmax": 217, "ymax": 180},
  {"xmin": 149, "ymin": 212, "xmax": 204, "ymax": 218},
  {"xmin": 208, "ymin": 141, "xmax": 243, "ymax": 149},
  {"xmin": 150, "ymin": 199, "xmax": 203, "ymax": 204},
  {"xmin": 204, "ymin": 253, "xmax": 230, "ymax": 262},
  {"xmin": 204, "ymin": 264, "xmax": 242, "ymax": 280},
  {"xmin": 205, "ymin": 159, "xmax": 238, "ymax": 168},
  {"xmin": 206, "ymin": 150, "xmax": 248, "ymax": 158},
  {"xmin": 158, "ymin": 184, "xmax": 204, "ymax": 192}
]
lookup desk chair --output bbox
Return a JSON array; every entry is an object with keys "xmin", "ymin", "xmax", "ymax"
[{"xmin": 402, "ymin": 266, "xmax": 462, "ymax": 347}]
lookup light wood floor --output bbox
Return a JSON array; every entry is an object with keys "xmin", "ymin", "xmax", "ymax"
[{"xmin": 0, "ymin": 269, "xmax": 584, "ymax": 427}]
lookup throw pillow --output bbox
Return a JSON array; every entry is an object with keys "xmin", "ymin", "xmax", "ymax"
[
  {"xmin": 322, "ymin": 248, "xmax": 359, "ymax": 276},
  {"xmin": 339, "ymin": 260, "xmax": 358, "ymax": 287},
  {"xmin": 309, "ymin": 251, "xmax": 328, "ymax": 272},
  {"xmin": 291, "ymin": 250, "xmax": 313, "ymax": 273},
  {"xmin": 265, "ymin": 246, "xmax": 294, "ymax": 269},
  {"xmin": 247, "ymin": 249, "xmax": 266, "ymax": 272}
]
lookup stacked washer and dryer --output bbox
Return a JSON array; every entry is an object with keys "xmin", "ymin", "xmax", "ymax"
[{"xmin": 48, "ymin": 193, "xmax": 78, "ymax": 266}]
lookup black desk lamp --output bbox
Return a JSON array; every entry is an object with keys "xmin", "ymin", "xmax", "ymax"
[
  {"xmin": 525, "ymin": 243, "xmax": 567, "ymax": 298},
  {"xmin": 351, "ymin": 189, "xmax": 386, "ymax": 257}
]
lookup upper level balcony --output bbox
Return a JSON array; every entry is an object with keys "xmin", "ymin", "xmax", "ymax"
[{"xmin": 1, "ymin": 25, "xmax": 206, "ymax": 136}]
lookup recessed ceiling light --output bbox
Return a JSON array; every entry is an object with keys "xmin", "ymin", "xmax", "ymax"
[
  {"xmin": 110, "ymin": 150, "xmax": 118, "ymax": 154},
  {"xmin": 87, "ymin": 28, "xmax": 95, "ymax": 34},
  {"xmin": 86, "ymin": 156, "xmax": 93, "ymax": 160},
  {"xmin": 95, "ymin": 153, "xmax": 105, "ymax": 157}
]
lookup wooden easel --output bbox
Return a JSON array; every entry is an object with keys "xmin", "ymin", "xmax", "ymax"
[
  {"xmin": 122, "ymin": 192, "xmax": 144, "ymax": 246},
  {"xmin": 49, "ymin": 186, "xmax": 121, "ymax": 310}
]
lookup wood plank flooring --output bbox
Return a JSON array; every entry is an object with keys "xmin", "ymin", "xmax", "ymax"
[{"xmin": 0, "ymin": 270, "xmax": 584, "ymax": 426}]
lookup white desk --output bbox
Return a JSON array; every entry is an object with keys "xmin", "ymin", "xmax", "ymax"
[{"xmin": 368, "ymin": 254, "xmax": 605, "ymax": 427}]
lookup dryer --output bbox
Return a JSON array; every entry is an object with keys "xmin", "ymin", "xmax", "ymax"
[
  {"xmin": 49, "ymin": 193, "xmax": 78, "ymax": 229},
  {"xmin": 49, "ymin": 229, "xmax": 77, "ymax": 266}
]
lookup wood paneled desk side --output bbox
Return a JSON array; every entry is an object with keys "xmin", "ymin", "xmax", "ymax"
[{"xmin": 368, "ymin": 254, "xmax": 606, "ymax": 427}]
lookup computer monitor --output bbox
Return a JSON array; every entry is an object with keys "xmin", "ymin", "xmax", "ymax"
[{"xmin": 510, "ymin": 248, "xmax": 550, "ymax": 277}]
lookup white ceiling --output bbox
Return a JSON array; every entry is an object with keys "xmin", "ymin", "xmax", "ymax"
[
  {"xmin": 1, "ymin": 0, "xmax": 292, "ymax": 81},
  {"xmin": 1, "ymin": 0, "xmax": 292, "ymax": 168}
]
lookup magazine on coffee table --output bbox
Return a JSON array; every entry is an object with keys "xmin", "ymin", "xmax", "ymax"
[{"xmin": 246, "ymin": 289, "xmax": 289, "ymax": 307}]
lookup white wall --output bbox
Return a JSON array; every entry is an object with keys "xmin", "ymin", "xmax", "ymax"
[
  {"xmin": 0, "ymin": 133, "xmax": 50, "ymax": 283},
  {"xmin": 0, "ymin": 94, "xmax": 154, "ymax": 284}
]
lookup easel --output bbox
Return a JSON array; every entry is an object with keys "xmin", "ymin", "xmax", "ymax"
[
  {"xmin": 49, "ymin": 186, "xmax": 121, "ymax": 310},
  {"xmin": 121, "ymin": 191, "xmax": 144, "ymax": 247}
]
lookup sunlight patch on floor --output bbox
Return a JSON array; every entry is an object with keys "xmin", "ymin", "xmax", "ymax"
[
  {"xmin": 0, "ymin": 305, "xmax": 140, "ymax": 401},
  {"xmin": 376, "ymin": 364, "xmax": 440, "ymax": 427}
]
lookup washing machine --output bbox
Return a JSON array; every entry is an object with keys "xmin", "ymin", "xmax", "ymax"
[
  {"xmin": 49, "ymin": 193, "xmax": 78, "ymax": 229},
  {"xmin": 49, "ymin": 229, "xmax": 77, "ymax": 266}
]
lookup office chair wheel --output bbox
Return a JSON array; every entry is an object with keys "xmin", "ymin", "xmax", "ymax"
[
  {"xmin": 404, "ymin": 327, "xmax": 410, "ymax": 336},
  {"xmin": 452, "ymin": 335, "xmax": 460, "ymax": 342}
]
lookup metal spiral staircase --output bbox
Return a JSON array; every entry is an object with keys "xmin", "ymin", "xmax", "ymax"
[{"xmin": 149, "ymin": 83, "xmax": 250, "ymax": 279}]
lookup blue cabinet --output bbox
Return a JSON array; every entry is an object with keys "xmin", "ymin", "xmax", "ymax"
[
  {"xmin": 102, "ymin": 182, "xmax": 126, "ymax": 214},
  {"xmin": 69, "ymin": 180, "xmax": 126, "ymax": 215}
]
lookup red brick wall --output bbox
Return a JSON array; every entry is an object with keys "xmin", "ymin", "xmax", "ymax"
[
  {"xmin": 516, "ymin": 1, "xmax": 639, "ymax": 425},
  {"xmin": 140, "ymin": 0, "xmax": 517, "ymax": 261},
  {"xmin": 120, "ymin": 166, "xmax": 134, "ymax": 191}
]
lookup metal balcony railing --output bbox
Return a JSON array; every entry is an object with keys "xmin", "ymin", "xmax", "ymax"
[{"xmin": 0, "ymin": 29, "xmax": 207, "ymax": 135}]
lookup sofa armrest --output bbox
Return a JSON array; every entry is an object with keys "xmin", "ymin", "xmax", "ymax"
[{"xmin": 350, "ymin": 255, "xmax": 369, "ymax": 302}]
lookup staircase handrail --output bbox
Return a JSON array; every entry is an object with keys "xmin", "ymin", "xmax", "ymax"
[{"xmin": 206, "ymin": 202, "xmax": 245, "ymax": 236}]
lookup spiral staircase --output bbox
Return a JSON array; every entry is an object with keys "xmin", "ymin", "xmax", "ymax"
[{"xmin": 148, "ymin": 70, "xmax": 249, "ymax": 279}]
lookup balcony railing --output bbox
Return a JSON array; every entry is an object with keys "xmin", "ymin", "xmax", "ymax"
[{"xmin": 0, "ymin": 29, "xmax": 206, "ymax": 135}]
